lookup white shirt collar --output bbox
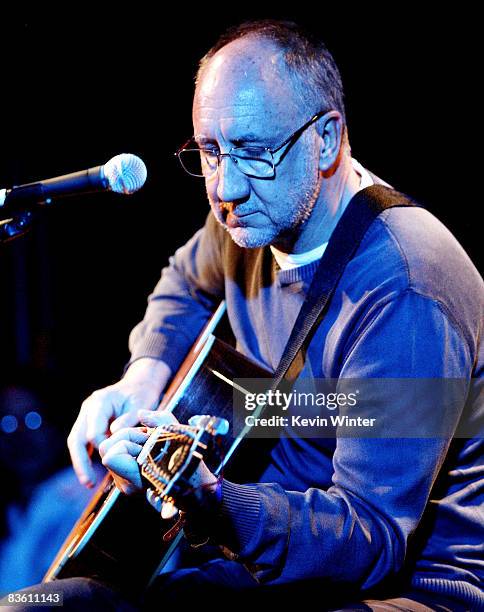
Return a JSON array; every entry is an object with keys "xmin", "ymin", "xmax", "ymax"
[{"xmin": 271, "ymin": 158, "xmax": 373, "ymax": 270}]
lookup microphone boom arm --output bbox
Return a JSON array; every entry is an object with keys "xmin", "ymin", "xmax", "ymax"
[
  {"xmin": 0, "ymin": 154, "xmax": 147, "ymax": 222},
  {"xmin": 0, "ymin": 166, "xmax": 106, "ymax": 218}
]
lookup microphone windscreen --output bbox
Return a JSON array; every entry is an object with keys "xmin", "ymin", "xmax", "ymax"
[{"xmin": 103, "ymin": 154, "xmax": 147, "ymax": 194}]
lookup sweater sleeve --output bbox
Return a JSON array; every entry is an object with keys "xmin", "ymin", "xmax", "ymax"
[
  {"xmin": 128, "ymin": 212, "xmax": 225, "ymax": 374},
  {"xmin": 217, "ymin": 290, "xmax": 473, "ymax": 588}
]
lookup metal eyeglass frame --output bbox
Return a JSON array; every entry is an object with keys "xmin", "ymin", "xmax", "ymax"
[{"xmin": 175, "ymin": 109, "xmax": 329, "ymax": 179}]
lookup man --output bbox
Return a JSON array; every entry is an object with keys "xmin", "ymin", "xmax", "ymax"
[{"xmin": 15, "ymin": 20, "xmax": 483, "ymax": 611}]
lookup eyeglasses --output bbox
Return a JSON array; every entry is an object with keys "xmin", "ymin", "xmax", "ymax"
[{"xmin": 175, "ymin": 110, "xmax": 329, "ymax": 179}]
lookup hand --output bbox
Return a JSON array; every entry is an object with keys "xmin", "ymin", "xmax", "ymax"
[
  {"xmin": 67, "ymin": 358, "xmax": 171, "ymax": 487},
  {"xmin": 98, "ymin": 410, "xmax": 177, "ymax": 495},
  {"xmin": 99, "ymin": 410, "xmax": 218, "ymax": 503},
  {"xmin": 98, "ymin": 425, "xmax": 150, "ymax": 495}
]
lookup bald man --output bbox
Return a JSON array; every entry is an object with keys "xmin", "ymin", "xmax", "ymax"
[{"xmin": 41, "ymin": 20, "xmax": 484, "ymax": 612}]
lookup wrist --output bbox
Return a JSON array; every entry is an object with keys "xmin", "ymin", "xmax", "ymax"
[
  {"xmin": 180, "ymin": 476, "xmax": 224, "ymax": 547},
  {"xmin": 124, "ymin": 358, "xmax": 171, "ymax": 388}
]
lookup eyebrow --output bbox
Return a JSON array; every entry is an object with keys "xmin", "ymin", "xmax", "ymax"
[
  {"xmin": 195, "ymin": 134, "xmax": 272, "ymax": 147},
  {"xmin": 232, "ymin": 134, "xmax": 270, "ymax": 146}
]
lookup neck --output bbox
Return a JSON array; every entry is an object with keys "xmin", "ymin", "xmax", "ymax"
[{"xmin": 275, "ymin": 151, "xmax": 361, "ymax": 254}]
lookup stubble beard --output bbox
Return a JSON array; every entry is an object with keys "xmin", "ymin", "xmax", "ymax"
[{"xmin": 220, "ymin": 170, "xmax": 322, "ymax": 250}]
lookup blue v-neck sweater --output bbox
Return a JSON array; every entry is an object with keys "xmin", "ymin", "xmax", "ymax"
[{"xmin": 129, "ymin": 200, "xmax": 483, "ymax": 608}]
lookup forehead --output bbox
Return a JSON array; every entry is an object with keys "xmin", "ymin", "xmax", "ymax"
[{"xmin": 193, "ymin": 37, "xmax": 301, "ymax": 135}]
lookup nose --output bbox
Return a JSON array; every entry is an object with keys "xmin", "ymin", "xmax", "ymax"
[{"xmin": 215, "ymin": 155, "xmax": 250, "ymax": 203}]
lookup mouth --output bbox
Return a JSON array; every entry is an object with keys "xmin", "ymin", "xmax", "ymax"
[
  {"xmin": 227, "ymin": 211, "xmax": 257, "ymax": 228},
  {"xmin": 219, "ymin": 203, "xmax": 256, "ymax": 228}
]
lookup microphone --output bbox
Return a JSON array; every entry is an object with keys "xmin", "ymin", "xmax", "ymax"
[{"xmin": 0, "ymin": 154, "xmax": 147, "ymax": 218}]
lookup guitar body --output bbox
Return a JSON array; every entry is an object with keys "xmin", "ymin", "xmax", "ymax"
[{"xmin": 44, "ymin": 304, "xmax": 270, "ymax": 596}]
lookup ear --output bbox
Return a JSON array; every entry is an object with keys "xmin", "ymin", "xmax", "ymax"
[{"xmin": 315, "ymin": 110, "xmax": 344, "ymax": 172}]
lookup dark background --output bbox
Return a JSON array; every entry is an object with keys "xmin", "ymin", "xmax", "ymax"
[{"xmin": 0, "ymin": 8, "xmax": 478, "ymax": 448}]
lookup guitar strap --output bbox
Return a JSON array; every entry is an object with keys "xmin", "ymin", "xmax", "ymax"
[{"xmin": 270, "ymin": 184, "xmax": 416, "ymax": 390}]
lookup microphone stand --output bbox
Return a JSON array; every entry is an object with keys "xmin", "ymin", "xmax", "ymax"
[
  {"xmin": 0, "ymin": 211, "xmax": 34, "ymax": 243},
  {"xmin": 1, "ymin": 189, "xmax": 54, "ymax": 243}
]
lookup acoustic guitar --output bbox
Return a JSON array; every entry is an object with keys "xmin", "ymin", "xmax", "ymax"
[{"xmin": 43, "ymin": 302, "xmax": 271, "ymax": 596}]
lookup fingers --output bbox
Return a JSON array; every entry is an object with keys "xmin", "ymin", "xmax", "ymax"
[
  {"xmin": 110, "ymin": 407, "xmax": 150, "ymax": 434},
  {"xmin": 84, "ymin": 389, "xmax": 120, "ymax": 447},
  {"xmin": 110, "ymin": 409, "xmax": 178, "ymax": 436},
  {"xmin": 68, "ymin": 375, "xmax": 168, "ymax": 489},
  {"xmin": 67, "ymin": 424, "xmax": 97, "ymax": 488},
  {"xmin": 137, "ymin": 409, "xmax": 178, "ymax": 428},
  {"xmin": 161, "ymin": 501, "xmax": 179, "ymax": 520},
  {"xmin": 99, "ymin": 428, "xmax": 150, "ymax": 495},
  {"xmin": 68, "ymin": 389, "xmax": 119, "ymax": 488},
  {"xmin": 99, "ymin": 427, "xmax": 150, "ymax": 458},
  {"xmin": 101, "ymin": 439, "xmax": 145, "ymax": 495}
]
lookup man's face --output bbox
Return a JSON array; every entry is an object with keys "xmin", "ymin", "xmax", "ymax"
[{"xmin": 193, "ymin": 37, "xmax": 323, "ymax": 249}]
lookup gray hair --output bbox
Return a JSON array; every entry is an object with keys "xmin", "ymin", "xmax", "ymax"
[{"xmin": 196, "ymin": 20, "xmax": 347, "ymax": 126}]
